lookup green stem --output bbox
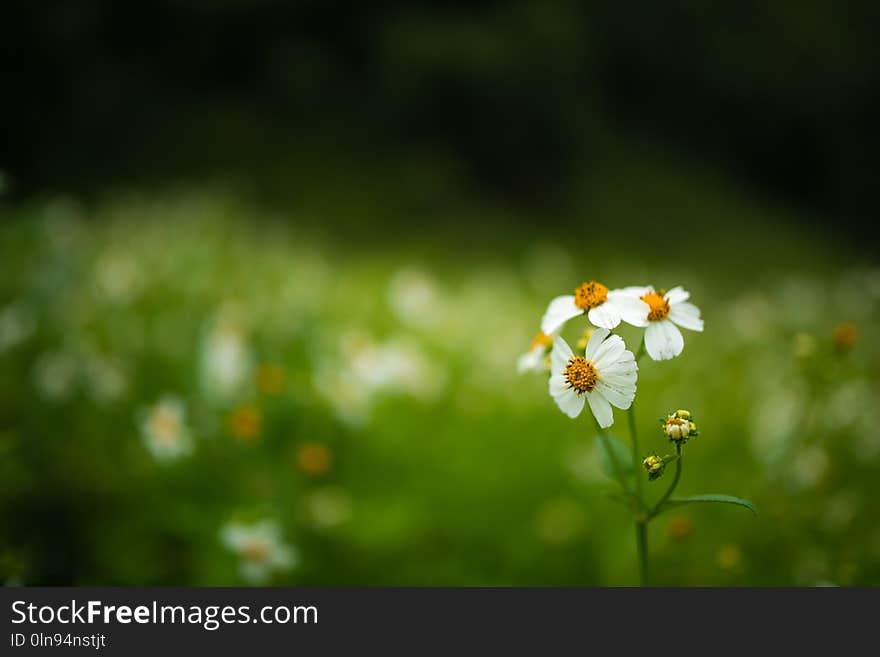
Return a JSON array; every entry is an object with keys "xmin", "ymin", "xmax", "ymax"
[
  {"xmin": 628, "ymin": 406, "xmax": 644, "ymax": 510},
  {"xmin": 628, "ymin": 405, "xmax": 647, "ymax": 585},
  {"xmin": 650, "ymin": 443, "xmax": 682, "ymax": 518},
  {"xmin": 635, "ymin": 521, "xmax": 648, "ymax": 585}
]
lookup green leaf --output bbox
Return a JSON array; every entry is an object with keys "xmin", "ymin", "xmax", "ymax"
[
  {"xmin": 658, "ymin": 494, "xmax": 757, "ymax": 515},
  {"xmin": 595, "ymin": 434, "xmax": 633, "ymax": 484}
]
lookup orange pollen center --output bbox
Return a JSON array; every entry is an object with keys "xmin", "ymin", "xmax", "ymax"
[
  {"xmin": 641, "ymin": 291, "xmax": 670, "ymax": 321},
  {"xmin": 530, "ymin": 331, "xmax": 553, "ymax": 351},
  {"xmin": 574, "ymin": 281, "xmax": 609, "ymax": 310},
  {"xmin": 564, "ymin": 356, "xmax": 598, "ymax": 394}
]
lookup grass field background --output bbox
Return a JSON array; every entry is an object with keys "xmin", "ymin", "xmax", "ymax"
[{"xmin": 2, "ymin": 152, "xmax": 878, "ymax": 586}]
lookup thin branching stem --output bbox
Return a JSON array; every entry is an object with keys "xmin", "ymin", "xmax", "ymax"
[{"xmin": 650, "ymin": 443, "xmax": 683, "ymax": 519}]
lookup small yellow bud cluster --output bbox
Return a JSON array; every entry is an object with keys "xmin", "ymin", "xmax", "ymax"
[
  {"xmin": 662, "ymin": 409, "xmax": 698, "ymax": 444},
  {"xmin": 642, "ymin": 454, "xmax": 666, "ymax": 481}
]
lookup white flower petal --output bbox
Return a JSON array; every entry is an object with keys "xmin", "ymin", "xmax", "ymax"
[
  {"xmin": 600, "ymin": 368, "xmax": 638, "ymax": 388},
  {"xmin": 665, "ymin": 286, "xmax": 690, "ymax": 304},
  {"xmin": 609, "ymin": 286, "xmax": 651, "ymax": 298},
  {"xmin": 600, "ymin": 357, "xmax": 638, "ymax": 383},
  {"xmin": 595, "ymin": 379, "xmax": 636, "ymax": 410},
  {"xmin": 606, "ymin": 295, "xmax": 650, "ymax": 327},
  {"xmin": 590, "ymin": 333, "xmax": 627, "ymax": 370},
  {"xmin": 669, "ymin": 301, "xmax": 704, "ymax": 332},
  {"xmin": 644, "ymin": 320, "xmax": 684, "ymax": 360},
  {"xmin": 549, "ymin": 373, "xmax": 585, "ymax": 418},
  {"xmin": 541, "ymin": 296, "xmax": 582, "ymax": 334},
  {"xmin": 550, "ymin": 336, "xmax": 574, "ymax": 375},
  {"xmin": 583, "ymin": 327, "xmax": 610, "ymax": 361},
  {"xmin": 517, "ymin": 349, "xmax": 544, "ymax": 374},
  {"xmin": 587, "ymin": 302, "xmax": 621, "ymax": 329},
  {"xmin": 587, "ymin": 390, "xmax": 614, "ymax": 428}
]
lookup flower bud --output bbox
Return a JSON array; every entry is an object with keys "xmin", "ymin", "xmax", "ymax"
[
  {"xmin": 662, "ymin": 409, "xmax": 698, "ymax": 443},
  {"xmin": 643, "ymin": 454, "xmax": 665, "ymax": 480}
]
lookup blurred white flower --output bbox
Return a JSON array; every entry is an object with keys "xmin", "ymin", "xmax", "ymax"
[
  {"xmin": 315, "ymin": 332, "xmax": 446, "ymax": 425},
  {"xmin": 353, "ymin": 337, "xmax": 445, "ymax": 400},
  {"xmin": 775, "ymin": 278, "xmax": 825, "ymax": 327},
  {"xmin": 94, "ymin": 248, "xmax": 144, "ymax": 302},
  {"xmin": 750, "ymin": 387, "xmax": 802, "ymax": 466},
  {"xmin": 199, "ymin": 311, "xmax": 254, "ymax": 402},
  {"xmin": 541, "ymin": 281, "xmax": 649, "ymax": 334},
  {"xmin": 387, "ymin": 268, "xmax": 442, "ymax": 327},
  {"xmin": 725, "ymin": 292, "xmax": 774, "ymax": 342},
  {"xmin": 517, "ymin": 331, "xmax": 553, "ymax": 374},
  {"xmin": 852, "ymin": 408, "xmax": 880, "ymax": 462},
  {"xmin": 790, "ymin": 446, "xmax": 829, "ymax": 490},
  {"xmin": 82, "ymin": 354, "xmax": 128, "ymax": 405},
  {"xmin": 615, "ymin": 286, "xmax": 704, "ymax": 360},
  {"xmin": 821, "ymin": 491, "xmax": 859, "ymax": 533},
  {"xmin": 220, "ymin": 520, "xmax": 296, "ymax": 584},
  {"xmin": 549, "ymin": 330, "xmax": 638, "ymax": 428},
  {"xmin": 825, "ymin": 379, "xmax": 871, "ymax": 429},
  {"xmin": 313, "ymin": 362, "xmax": 374, "ymax": 427},
  {"xmin": 138, "ymin": 396, "xmax": 192, "ymax": 461},
  {"xmin": 32, "ymin": 350, "xmax": 78, "ymax": 402},
  {"xmin": 303, "ymin": 487, "xmax": 353, "ymax": 530},
  {"xmin": 0, "ymin": 303, "xmax": 36, "ymax": 352}
]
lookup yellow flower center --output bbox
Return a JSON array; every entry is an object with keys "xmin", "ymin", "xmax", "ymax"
[
  {"xmin": 574, "ymin": 281, "xmax": 608, "ymax": 310},
  {"xmin": 564, "ymin": 356, "xmax": 598, "ymax": 394},
  {"xmin": 641, "ymin": 291, "xmax": 670, "ymax": 321},
  {"xmin": 240, "ymin": 538, "xmax": 271, "ymax": 564},
  {"xmin": 530, "ymin": 331, "xmax": 553, "ymax": 351}
]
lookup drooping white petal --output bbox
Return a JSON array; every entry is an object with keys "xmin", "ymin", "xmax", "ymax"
[
  {"xmin": 587, "ymin": 302, "xmax": 621, "ymax": 329},
  {"xmin": 668, "ymin": 301, "xmax": 704, "ymax": 331},
  {"xmin": 549, "ymin": 373, "xmax": 585, "ymax": 418},
  {"xmin": 587, "ymin": 390, "xmax": 614, "ymax": 428},
  {"xmin": 644, "ymin": 320, "xmax": 685, "ymax": 360},
  {"xmin": 550, "ymin": 335, "xmax": 574, "ymax": 375},
  {"xmin": 541, "ymin": 296, "xmax": 582, "ymax": 334},
  {"xmin": 595, "ymin": 379, "xmax": 636, "ymax": 410},
  {"xmin": 606, "ymin": 294, "xmax": 650, "ymax": 327},
  {"xmin": 583, "ymin": 327, "xmax": 610, "ymax": 361},
  {"xmin": 665, "ymin": 286, "xmax": 690, "ymax": 304}
]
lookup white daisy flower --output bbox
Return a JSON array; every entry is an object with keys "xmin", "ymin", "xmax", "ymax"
[
  {"xmin": 548, "ymin": 329, "xmax": 638, "ymax": 428},
  {"xmin": 220, "ymin": 520, "xmax": 297, "ymax": 584},
  {"xmin": 138, "ymin": 396, "xmax": 192, "ymax": 461},
  {"xmin": 619, "ymin": 286, "xmax": 704, "ymax": 361},
  {"xmin": 541, "ymin": 281, "xmax": 650, "ymax": 334},
  {"xmin": 517, "ymin": 331, "xmax": 553, "ymax": 374}
]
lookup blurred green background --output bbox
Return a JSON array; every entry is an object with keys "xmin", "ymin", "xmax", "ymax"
[{"xmin": 1, "ymin": 1, "xmax": 878, "ymax": 585}]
